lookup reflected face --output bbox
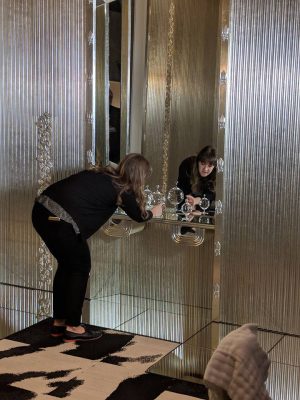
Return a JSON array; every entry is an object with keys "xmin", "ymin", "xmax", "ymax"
[{"xmin": 198, "ymin": 161, "xmax": 215, "ymax": 177}]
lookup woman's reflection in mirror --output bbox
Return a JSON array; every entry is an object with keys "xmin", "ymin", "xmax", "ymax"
[{"xmin": 177, "ymin": 145, "xmax": 217, "ymax": 216}]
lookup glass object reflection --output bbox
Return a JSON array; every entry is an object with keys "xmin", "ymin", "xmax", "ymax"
[
  {"xmin": 167, "ymin": 183, "xmax": 184, "ymax": 213},
  {"xmin": 200, "ymin": 195, "xmax": 210, "ymax": 215},
  {"xmin": 152, "ymin": 185, "xmax": 165, "ymax": 206},
  {"xmin": 180, "ymin": 199, "xmax": 193, "ymax": 221},
  {"xmin": 144, "ymin": 185, "xmax": 154, "ymax": 210}
]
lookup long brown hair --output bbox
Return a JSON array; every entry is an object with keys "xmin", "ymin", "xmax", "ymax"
[
  {"xmin": 90, "ymin": 153, "xmax": 151, "ymax": 216},
  {"xmin": 191, "ymin": 145, "xmax": 217, "ymax": 194}
]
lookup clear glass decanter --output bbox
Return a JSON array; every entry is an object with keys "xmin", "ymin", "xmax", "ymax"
[
  {"xmin": 152, "ymin": 185, "xmax": 166, "ymax": 205},
  {"xmin": 167, "ymin": 182, "xmax": 184, "ymax": 213},
  {"xmin": 181, "ymin": 199, "xmax": 193, "ymax": 221},
  {"xmin": 144, "ymin": 185, "xmax": 154, "ymax": 210}
]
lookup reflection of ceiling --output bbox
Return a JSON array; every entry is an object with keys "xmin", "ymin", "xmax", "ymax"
[{"xmin": 96, "ymin": 0, "xmax": 119, "ymax": 7}]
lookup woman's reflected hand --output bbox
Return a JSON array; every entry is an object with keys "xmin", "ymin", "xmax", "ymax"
[
  {"xmin": 186, "ymin": 195, "xmax": 200, "ymax": 208},
  {"xmin": 151, "ymin": 203, "xmax": 164, "ymax": 217}
]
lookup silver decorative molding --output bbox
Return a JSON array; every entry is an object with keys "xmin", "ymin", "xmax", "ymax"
[
  {"xmin": 86, "ymin": 112, "xmax": 94, "ymax": 125},
  {"xmin": 219, "ymin": 70, "xmax": 227, "ymax": 85},
  {"xmin": 36, "ymin": 112, "xmax": 54, "ymax": 319},
  {"xmin": 37, "ymin": 241, "xmax": 53, "ymax": 318},
  {"xmin": 215, "ymin": 200, "xmax": 223, "ymax": 215},
  {"xmin": 86, "ymin": 149, "xmax": 94, "ymax": 166},
  {"xmin": 221, "ymin": 25, "xmax": 229, "ymax": 41},
  {"xmin": 214, "ymin": 241, "xmax": 221, "ymax": 256},
  {"xmin": 88, "ymin": 30, "xmax": 95, "ymax": 45},
  {"xmin": 217, "ymin": 157, "xmax": 224, "ymax": 173},
  {"xmin": 213, "ymin": 283, "xmax": 220, "ymax": 298},
  {"xmin": 36, "ymin": 112, "xmax": 53, "ymax": 196},
  {"xmin": 218, "ymin": 114, "xmax": 226, "ymax": 130}
]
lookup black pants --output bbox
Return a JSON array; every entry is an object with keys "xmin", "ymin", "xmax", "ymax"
[{"xmin": 32, "ymin": 202, "xmax": 91, "ymax": 326}]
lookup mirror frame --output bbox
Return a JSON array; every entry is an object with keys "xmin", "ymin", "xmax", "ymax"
[{"xmin": 94, "ymin": 0, "xmax": 132, "ymax": 166}]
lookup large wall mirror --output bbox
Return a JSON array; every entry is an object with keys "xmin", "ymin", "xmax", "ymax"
[
  {"xmin": 92, "ymin": 0, "xmax": 228, "ymax": 383},
  {"xmin": 95, "ymin": 0, "xmax": 222, "ymax": 227},
  {"xmin": 141, "ymin": 0, "xmax": 221, "ymax": 228},
  {"xmin": 142, "ymin": 0, "xmax": 221, "ymax": 223}
]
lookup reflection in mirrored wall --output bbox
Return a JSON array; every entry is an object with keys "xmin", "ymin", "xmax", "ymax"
[
  {"xmin": 142, "ymin": 0, "xmax": 221, "ymax": 195},
  {"xmin": 95, "ymin": 0, "xmax": 132, "ymax": 166},
  {"xmin": 142, "ymin": 0, "xmax": 227, "ymax": 382},
  {"xmin": 90, "ymin": 1, "xmax": 225, "ymax": 386},
  {"xmin": 94, "ymin": 0, "xmax": 221, "ymax": 228}
]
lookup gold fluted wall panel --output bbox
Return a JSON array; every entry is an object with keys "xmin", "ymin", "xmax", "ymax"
[
  {"xmin": 89, "ymin": 231, "xmax": 122, "ymax": 300},
  {"xmin": 119, "ymin": 225, "xmax": 214, "ymax": 341},
  {"xmin": 89, "ymin": 225, "xmax": 214, "ymax": 341},
  {"xmin": 121, "ymin": 225, "xmax": 214, "ymax": 308},
  {"xmin": 143, "ymin": 0, "xmax": 220, "ymax": 189},
  {"xmin": 0, "ymin": 0, "xmax": 91, "ymax": 328},
  {"xmin": 221, "ymin": 0, "xmax": 300, "ymax": 333}
]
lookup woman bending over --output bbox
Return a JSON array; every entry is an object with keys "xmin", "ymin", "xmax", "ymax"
[{"xmin": 32, "ymin": 153, "xmax": 163, "ymax": 342}]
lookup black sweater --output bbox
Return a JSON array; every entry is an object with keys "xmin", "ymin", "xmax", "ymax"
[
  {"xmin": 177, "ymin": 156, "xmax": 216, "ymax": 211},
  {"xmin": 43, "ymin": 170, "xmax": 152, "ymax": 239}
]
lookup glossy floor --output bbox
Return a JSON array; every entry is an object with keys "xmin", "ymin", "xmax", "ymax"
[
  {"xmin": 0, "ymin": 286, "xmax": 299, "ymax": 399},
  {"xmin": 0, "ymin": 318, "xmax": 207, "ymax": 400}
]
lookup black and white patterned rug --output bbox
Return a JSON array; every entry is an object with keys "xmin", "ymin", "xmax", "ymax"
[{"xmin": 0, "ymin": 319, "xmax": 208, "ymax": 399}]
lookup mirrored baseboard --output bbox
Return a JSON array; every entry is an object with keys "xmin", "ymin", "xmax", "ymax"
[{"xmin": 148, "ymin": 321, "xmax": 300, "ymax": 400}]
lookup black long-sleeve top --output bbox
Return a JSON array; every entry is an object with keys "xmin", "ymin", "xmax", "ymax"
[
  {"xmin": 177, "ymin": 156, "xmax": 216, "ymax": 212},
  {"xmin": 42, "ymin": 170, "xmax": 152, "ymax": 239}
]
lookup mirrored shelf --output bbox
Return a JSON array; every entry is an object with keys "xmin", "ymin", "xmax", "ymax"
[
  {"xmin": 101, "ymin": 211, "xmax": 214, "ymax": 246},
  {"xmin": 111, "ymin": 210, "xmax": 215, "ymax": 230}
]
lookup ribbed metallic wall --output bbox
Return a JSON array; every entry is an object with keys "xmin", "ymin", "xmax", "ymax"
[
  {"xmin": 0, "ymin": 0, "xmax": 217, "ymax": 342},
  {"xmin": 120, "ymin": 226, "xmax": 214, "ymax": 341},
  {"xmin": 221, "ymin": 0, "xmax": 300, "ymax": 333},
  {"xmin": 0, "ymin": 0, "xmax": 90, "ymax": 330},
  {"xmin": 120, "ymin": 226, "xmax": 214, "ymax": 308},
  {"xmin": 89, "ymin": 225, "xmax": 214, "ymax": 341}
]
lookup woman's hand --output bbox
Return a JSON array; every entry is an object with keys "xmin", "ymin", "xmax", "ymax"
[
  {"xmin": 151, "ymin": 203, "xmax": 164, "ymax": 217},
  {"xmin": 186, "ymin": 195, "xmax": 201, "ymax": 208}
]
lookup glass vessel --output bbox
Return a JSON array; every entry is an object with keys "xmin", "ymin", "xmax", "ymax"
[
  {"xmin": 144, "ymin": 185, "xmax": 154, "ymax": 210},
  {"xmin": 152, "ymin": 185, "xmax": 165, "ymax": 205},
  {"xmin": 180, "ymin": 199, "xmax": 193, "ymax": 221},
  {"xmin": 167, "ymin": 183, "xmax": 184, "ymax": 213},
  {"xmin": 199, "ymin": 195, "xmax": 210, "ymax": 215}
]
